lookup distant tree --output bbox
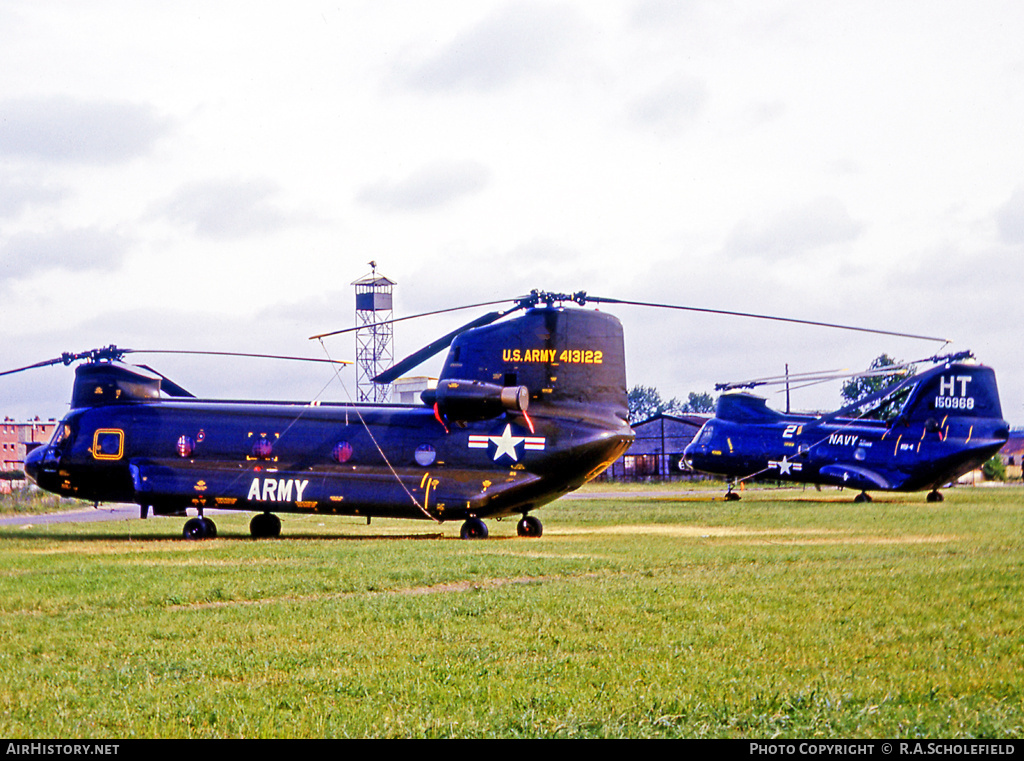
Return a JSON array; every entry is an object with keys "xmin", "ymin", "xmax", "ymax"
[
  {"xmin": 628, "ymin": 386, "xmax": 681, "ymax": 422},
  {"xmin": 684, "ymin": 391, "xmax": 715, "ymax": 414},
  {"xmin": 982, "ymin": 455, "xmax": 1007, "ymax": 481},
  {"xmin": 628, "ymin": 386, "xmax": 715, "ymax": 422},
  {"xmin": 840, "ymin": 354, "xmax": 914, "ymax": 421}
]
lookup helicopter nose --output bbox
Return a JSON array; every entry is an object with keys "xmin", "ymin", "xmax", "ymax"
[
  {"xmin": 23, "ymin": 444, "xmax": 46, "ymax": 485},
  {"xmin": 681, "ymin": 441, "xmax": 705, "ymax": 470}
]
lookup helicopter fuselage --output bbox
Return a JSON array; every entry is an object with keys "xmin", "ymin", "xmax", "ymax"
[
  {"xmin": 683, "ymin": 362, "xmax": 1009, "ymax": 495},
  {"xmin": 26, "ymin": 396, "xmax": 632, "ymax": 522},
  {"xmin": 23, "ymin": 306, "xmax": 635, "ymax": 537}
]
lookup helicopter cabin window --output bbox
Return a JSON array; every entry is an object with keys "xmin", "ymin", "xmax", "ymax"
[{"xmin": 92, "ymin": 429, "xmax": 124, "ymax": 461}]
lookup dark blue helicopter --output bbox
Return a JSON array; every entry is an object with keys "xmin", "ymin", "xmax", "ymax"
[
  {"xmin": 12, "ymin": 292, "xmax": 634, "ymax": 540},
  {"xmin": 682, "ymin": 353, "xmax": 1010, "ymax": 502}
]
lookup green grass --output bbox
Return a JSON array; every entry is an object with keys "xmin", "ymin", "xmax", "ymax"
[
  {"xmin": 0, "ymin": 488, "xmax": 88, "ymax": 516},
  {"xmin": 1, "ymin": 485, "xmax": 1022, "ymax": 738}
]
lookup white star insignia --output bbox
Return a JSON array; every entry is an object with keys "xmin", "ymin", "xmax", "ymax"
[
  {"xmin": 489, "ymin": 424, "xmax": 525, "ymax": 462},
  {"xmin": 468, "ymin": 426, "xmax": 545, "ymax": 461},
  {"xmin": 769, "ymin": 457, "xmax": 802, "ymax": 475}
]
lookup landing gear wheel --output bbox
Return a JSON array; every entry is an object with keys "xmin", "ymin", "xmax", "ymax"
[
  {"xmin": 927, "ymin": 490, "xmax": 944, "ymax": 503},
  {"xmin": 854, "ymin": 492, "xmax": 873, "ymax": 503},
  {"xmin": 183, "ymin": 516, "xmax": 216, "ymax": 540},
  {"xmin": 726, "ymin": 491, "xmax": 741, "ymax": 501},
  {"xmin": 517, "ymin": 515, "xmax": 543, "ymax": 538},
  {"xmin": 250, "ymin": 512, "xmax": 282, "ymax": 538},
  {"xmin": 460, "ymin": 517, "xmax": 489, "ymax": 540},
  {"xmin": 201, "ymin": 517, "xmax": 217, "ymax": 537}
]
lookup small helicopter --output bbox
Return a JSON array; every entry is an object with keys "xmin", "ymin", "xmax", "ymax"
[
  {"xmin": 682, "ymin": 352, "xmax": 1010, "ymax": 502},
  {"xmin": 11, "ymin": 291, "xmax": 635, "ymax": 540}
]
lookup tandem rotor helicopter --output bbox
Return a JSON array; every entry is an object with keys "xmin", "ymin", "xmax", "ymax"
[
  {"xmin": 3, "ymin": 289, "xmax": 995, "ymax": 539},
  {"xmin": 682, "ymin": 351, "xmax": 1010, "ymax": 503}
]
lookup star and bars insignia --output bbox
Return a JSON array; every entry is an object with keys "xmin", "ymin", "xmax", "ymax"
[{"xmin": 468, "ymin": 423, "xmax": 546, "ymax": 462}]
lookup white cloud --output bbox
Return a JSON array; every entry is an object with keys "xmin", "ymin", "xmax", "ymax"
[
  {"xmin": 0, "ymin": 96, "xmax": 171, "ymax": 164},
  {"xmin": 399, "ymin": 2, "xmax": 583, "ymax": 92},
  {"xmin": 0, "ymin": 227, "xmax": 129, "ymax": 279},
  {"xmin": 628, "ymin": 76, "xmax": 710, "ymax": 134},
  {"xmin": 0, "ymin": 177, "xmax": 67, "ymax": 218},
  {"xmin": 723, "ymin": 196, "xmax": 864, "ymax": 261},
  {"xmin": 996, "ymin": 187, "xmax": 1024, "ymax": 246},
  {"xmin": 357, "ymin": 160, "xmax": 491, "ymax": 212},
  {"xmin": 155, "ymin": 179, "xmax": 314, "ymax": 239}
]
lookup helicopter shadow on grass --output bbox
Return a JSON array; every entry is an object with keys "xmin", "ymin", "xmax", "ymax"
[
  {"xmin": 0, "ymin": 507, "xmax": 450, "ymax": 542},
  {"xmin": 0, "ymin": 525, "xmax": 449, "ymax": 543}
]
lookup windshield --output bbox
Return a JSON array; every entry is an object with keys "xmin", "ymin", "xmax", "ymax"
[
  {"xmin": 49, "ymin": 414, "xmax": 77, "ymax": 451},
  {"xmin": 696, "ymin": 422, "xmax": 715, "ymax": 445}
]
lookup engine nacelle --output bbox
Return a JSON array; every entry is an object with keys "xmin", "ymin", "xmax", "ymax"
[
  {"xmin": 72, "ymin": 363, "xmax": 162, "ymax": 408},
  {"xmin": 422, "ymin": 380, "xmax": 529, "ymax": 421}
]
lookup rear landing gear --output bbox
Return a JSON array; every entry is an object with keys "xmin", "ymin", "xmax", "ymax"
[
  {"xmin": 183, "ymin": 516, "xmax": 217, "ymax": 540},
  {"xmin": 250, "ymin": 512, "xmax": 282, "ymax": 538},
  {"xmin": 854, "ymin": 491, "xmax": 873, "ymax": 503},
  {"xmin": 460, "ymin": 517, "xmax": 488, "ymax": 540},
  {"xmin": 927, "ymin": 490, "xmax": 944, "ymax": 503},
  {"xmin": 517, "ymin": 515, "xmax": 543, "ymax": 538}
]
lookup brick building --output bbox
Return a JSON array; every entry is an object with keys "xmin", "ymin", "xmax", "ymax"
[{"xmin": 1, "ymin": 417, "xmax": 58, "ymax": 473}]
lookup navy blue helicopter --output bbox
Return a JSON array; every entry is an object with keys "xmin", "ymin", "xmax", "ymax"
[
  {"xmin": 682, "ymin": 352, "xmax": 1010, "ymax": 502},
  {"xmin": 11, "ymin": 292, "xmax": 635, "ymax": 539}
]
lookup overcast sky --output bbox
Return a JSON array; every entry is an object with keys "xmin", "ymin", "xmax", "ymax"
[{"xmin": 3, "ymin": 1, "xmax": 1024, "ymax": 425}]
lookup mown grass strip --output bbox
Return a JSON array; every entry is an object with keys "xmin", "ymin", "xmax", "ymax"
[{"xmin": 1, "ymin": 486, "xmax": 1021, "ymax": 738}]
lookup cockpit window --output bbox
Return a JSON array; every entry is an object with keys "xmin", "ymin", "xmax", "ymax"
[
  {"xmin": 697, "ymin": 422, "xmax": 715, "ymax": 445},
  {"xmin": 50, "ymin": 419, "xmax": 73, "ymax": 450},
  {"xmin": 893, "ymin": 383, "xmax": 917, "ymax": 417}
]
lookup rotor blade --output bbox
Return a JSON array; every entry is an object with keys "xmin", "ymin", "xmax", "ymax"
[
  {"xmin": 717, "ymin": 365, "xmax": 914, "ymax": 392},
  {"xmin": 0, "ymin": 356, "xmax": 68, "ymax": 378},
  {"xmin": 372, "ymin": 309, "xmax": 517, "ymax": 384},
  {"xmin": 777, "ymin": 369, "xmax": 910, "ymax": 395},
  {"xmin": 578, "ymin": 295, "xmax": 950, "ymax": 343},
  {"xmin": 1, "ymin": 347, "xmax": 351, "ymax": 380},
  {"xmin": 128, "ymin": 350, "xmax": 352, "ymax": 366},
  {"xmin": 721, "ymin": 350, "xmax": 973, "ymax": 393},
  {"xmin": 805, "ymin": 350, "xmax": 976, "ymax": 426},
  {"xmin": 0, "ymin": 346, "xmax": 129, "ymax": 378},
  {"xmin": 808, "ymin": 372, "xmax": 923, "ymax": 427},
  {"xmin": 308, "ymin": 298, "xmax": 515, "ymax": 341},
  {"xmin": 715, "ymin": 368, "xmax": 848, "ymax": 391}
]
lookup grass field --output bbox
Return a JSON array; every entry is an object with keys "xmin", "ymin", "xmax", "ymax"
[
  {"xmin": 1, "ymin": 484, "xmax": 1022, "ymax": 738},
  {"xmin": 0, "ymin": 487, "xmax": 81, "ymax": 516}
]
